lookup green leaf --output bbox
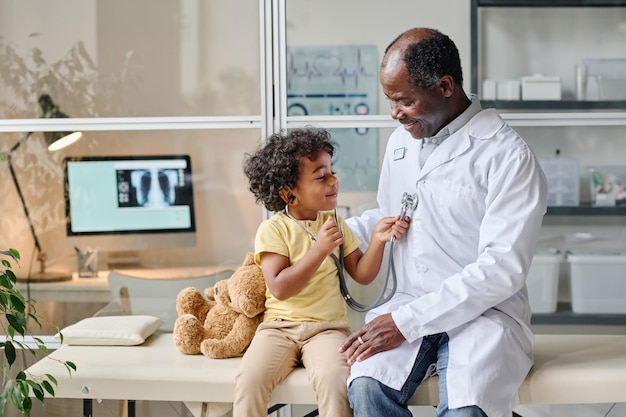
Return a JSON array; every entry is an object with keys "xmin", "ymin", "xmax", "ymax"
[
  {"xmin": 4, "ymin": 340, "xmax": 16, "ymax": 365},
  {"xmin": 41, "ymin": 380, "xmax": 55, "ymax": 396},
  {"xmin": 17, "ymin": 380, "xmax": 28, "ymax": 397},
  {"xmin": 66, "ymin": 361, "xmax": 77, "ymax": 371},
  {"xmin": 31, "ymin": 383, "xmax": 45, "ymax": 401},
  {"xmin": 28, "ymin": 311, "xmax": 42, "ymax": 327},
  {"xmin": 46, "ymin": 374, "xmax": 58, "ymax": 386},
  {"xmin": 0, "ymin": 273, "xmax": 11, "ymax": 288},
  {"xmin": 9, "ymin": 294, "xmax": 25, "ymax": 311},
  {"xmin": 11, "ymin": 384, "xmax": 23, "ymax": 411},
  {"xmin": 0, "ymin": 248, "xmax": 20, "ymax": 262},
  {"xmin": 6, "ymin": 313, "xmax": 26, "ymax": 336},
  {"xmin": 5, "ymin": 269, "xmax": 17, "ymax": 283},
  {"xmin": 22, "ymin": 395, "xmax": 32, "ymax": 414}
]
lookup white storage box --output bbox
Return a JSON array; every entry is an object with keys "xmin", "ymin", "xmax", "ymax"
[
  {"xmin": 527, "ymin": 252, "xmax": 561, "ymax": 314},
  {"xmin": 496, "ymin": 79, "xmax": 520, "ymax": 100},
  {"xmin": 521, "ymin": 75, "xmax": 562, "ymax": 100},
  {"xmin": 568, "ymin": 253, "xmax": 626, "ymax": 314}
]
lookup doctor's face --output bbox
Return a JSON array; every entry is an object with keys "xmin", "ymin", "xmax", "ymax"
[{"xmin": 380, "ymin": 62, "xmax": 449, "ymax": 139}]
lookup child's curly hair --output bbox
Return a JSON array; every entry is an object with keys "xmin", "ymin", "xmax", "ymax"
[{"xmin": 244, "ymin": 128, "xmax": 335, "ymax": 212}]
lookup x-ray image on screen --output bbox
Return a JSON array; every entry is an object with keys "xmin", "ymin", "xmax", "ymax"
[{"xmin": 118, "ymin": 168, "xmax": 182, "ymax": 208}]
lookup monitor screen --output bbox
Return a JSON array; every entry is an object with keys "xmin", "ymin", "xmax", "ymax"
[{"xmin": 64, "ymin": 155, "xmax": 196, "ymax": 252}]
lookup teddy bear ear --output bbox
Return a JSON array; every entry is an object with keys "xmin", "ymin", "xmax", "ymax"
[
  {"xmin": 243, "ymin": 252, "xmax": 255, "ymax": 266},
  {"xmin": 204, "ymin": 286, "xmax": 216, "ymax": 300}
]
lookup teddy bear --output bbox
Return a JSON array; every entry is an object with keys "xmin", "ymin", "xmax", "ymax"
[{"xmin": 173, "ymin": 252, "xmax": 266, "ymax": 359}]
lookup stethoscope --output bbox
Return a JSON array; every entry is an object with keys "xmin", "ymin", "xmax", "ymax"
[{"xmin": 285, "ymin": 191, "xmax": 418, "ymax": 312}]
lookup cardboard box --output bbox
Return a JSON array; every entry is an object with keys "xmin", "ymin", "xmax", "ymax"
[
  {"xmin": 568, "ymin": 253, "xmax": 626, "ymax": 314},
  {"xmin": 527, "ymin": 252, "xmax": 561, "ymax": 314},
  {"xmin": 521, "ymin": 75, "xmax": 562, "ymax": 100}
]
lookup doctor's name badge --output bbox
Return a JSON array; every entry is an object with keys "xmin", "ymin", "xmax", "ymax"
[{"xmin": 393, "ymin": 147, "xmax": 406, "ymax": 161}]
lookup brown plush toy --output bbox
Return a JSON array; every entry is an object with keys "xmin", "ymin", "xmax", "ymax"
[{"xmin": 173, "ymin": 252, "xmax": 266, "ymax": 359}]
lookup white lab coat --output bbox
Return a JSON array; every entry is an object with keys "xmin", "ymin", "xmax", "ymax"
[{"xmin": 346, "ymin": 109, "xmax": 548, "ymax": 417}]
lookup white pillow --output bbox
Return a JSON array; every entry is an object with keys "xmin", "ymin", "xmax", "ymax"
[{"xmin": 55, "ymin": 315, "xmax": 164, "ymax": 346}]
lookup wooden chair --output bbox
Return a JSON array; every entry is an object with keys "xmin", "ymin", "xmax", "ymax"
[{"xmin": 100, "ymin": 268, "xmax": 235, "ymax": 331}]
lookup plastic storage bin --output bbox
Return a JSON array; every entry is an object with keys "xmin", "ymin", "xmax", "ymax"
[
  {"xmin": 581, "ymin": 58, "xmax": 626, "ymax": 101},
  {"xmin": 589, "ymin": 166, "xmax": 626, "ymax": 207},
  {"xmin": 540, "ymin": 152, "xmax": 580, "ymax": 207},
  {"xmin": 568, "ymin": 253, "xmax": 626, "ymax": 314},
  {"xmin": 526, "ymin": 252, "xmax": 561, "ymax": 314}
]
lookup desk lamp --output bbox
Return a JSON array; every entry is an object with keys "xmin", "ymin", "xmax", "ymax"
[{"xmin": 6, "ymin": 94, "xmax": 83, "ymax": 282}]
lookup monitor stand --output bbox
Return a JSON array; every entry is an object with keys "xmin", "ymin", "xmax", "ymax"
[{"xmin": 105, "ymin": 250, "xmax": 141, "ymax": 269}]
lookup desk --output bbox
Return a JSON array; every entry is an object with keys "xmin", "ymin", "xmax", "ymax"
[
  {"xmin": 14, "ymin": 266, "xmax": 236, "ymax": 303},
  {"xmin": 15, "ymin": 272, "xmax": 111, "ymax": 303},
  {"xmin": 26, "ymin": 332, "xmax": 626, "ymax": 417}
]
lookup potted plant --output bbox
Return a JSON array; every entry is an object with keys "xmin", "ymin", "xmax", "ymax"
[{"xmin": 1, "ymin": 247, "xmax": 76, "ymax": 415}]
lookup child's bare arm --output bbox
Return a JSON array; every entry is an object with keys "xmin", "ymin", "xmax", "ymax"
[{"xmin": 343, "ymin": 215, "xmax": 410, "ymax": 285}]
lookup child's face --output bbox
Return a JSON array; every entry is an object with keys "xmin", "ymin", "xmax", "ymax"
[{"xmin": 290, "ymin": 150, "xmax": 338, "ymax": 218}]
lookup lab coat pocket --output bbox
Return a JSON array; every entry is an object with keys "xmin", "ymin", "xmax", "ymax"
[{"xmin": 429, "ymin": 180, "xmax": 485, "ymax": 237}]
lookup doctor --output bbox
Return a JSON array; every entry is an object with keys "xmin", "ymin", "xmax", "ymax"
[{"xmin": 339, "ymin": 28, "xmax": 547, "ymax": 417}]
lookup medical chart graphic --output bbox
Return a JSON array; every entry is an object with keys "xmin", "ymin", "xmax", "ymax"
[{"xmin": 287, "ymin": 45, "xmax": 379, "ymax": 192}]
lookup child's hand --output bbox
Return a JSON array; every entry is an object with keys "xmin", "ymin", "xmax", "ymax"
[
  {"xmin": 373, "ymin": 215, "xmax": 410, "ymax": 244},
  {"xmin": 315, "ymin": 216, "xmax": 344, "ymax": 256}
]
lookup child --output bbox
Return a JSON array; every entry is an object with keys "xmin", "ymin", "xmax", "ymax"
[{"xmin": 235, "ymin": 128, "xmax": 408, "ymax": 417}]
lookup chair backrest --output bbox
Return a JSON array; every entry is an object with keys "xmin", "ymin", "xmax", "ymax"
[{"xmin": 107, "ymin": 268, "xmax": 234, "ymax": 331}]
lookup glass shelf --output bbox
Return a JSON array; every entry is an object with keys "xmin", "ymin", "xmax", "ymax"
[
  {"xmin": 481, "ymin": 100, "xmax": 626, "ymax": 111},
  {"xmin": 546, "ymin": 205, "xmax": 626, "ymax": 216},
  {"xmin": 477, "ymin": 0, "xmax": 626, "ymax": 7}
]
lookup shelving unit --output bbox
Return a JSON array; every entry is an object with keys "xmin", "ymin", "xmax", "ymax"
[
  {"xmin": 470, "ymin": 0, "xmax": 626, "ymax": 111},
  {"xmin": 472, "ymin": 1, "xmax": 626, "ymax": 326}
]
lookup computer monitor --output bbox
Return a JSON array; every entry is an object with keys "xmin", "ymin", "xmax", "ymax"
[{"xmin": 64, "ymin": 155, "xmax": 196, "ymax": 253}]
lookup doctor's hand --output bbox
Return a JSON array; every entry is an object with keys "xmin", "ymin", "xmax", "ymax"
[{"xmin": 339, "ymin": 313, "xmax": 406, "ymax": 365}]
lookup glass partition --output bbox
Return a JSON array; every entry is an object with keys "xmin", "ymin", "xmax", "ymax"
[{"xmin": 0, "ymin": 0, "xmax": 261, "ymax": 118}]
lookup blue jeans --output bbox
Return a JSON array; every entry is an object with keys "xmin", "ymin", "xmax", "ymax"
[{"xmin": 348, "ymin": 333, "xmax": 488, "ymax": 417}]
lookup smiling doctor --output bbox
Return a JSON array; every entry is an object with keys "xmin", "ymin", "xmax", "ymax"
[{"xmin": 339, "ymin": 28, "xmax": 548, "ymax": 417}]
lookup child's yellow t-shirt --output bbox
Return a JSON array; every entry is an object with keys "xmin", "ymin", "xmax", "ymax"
[{"xmin": 255, "ymin": 211, "xmax": 361, "ymax": 322}]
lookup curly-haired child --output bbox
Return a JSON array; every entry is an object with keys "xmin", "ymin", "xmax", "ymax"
[{"xmin": 235, "ymin": 127, "xmax": 409, "ymax": 417}]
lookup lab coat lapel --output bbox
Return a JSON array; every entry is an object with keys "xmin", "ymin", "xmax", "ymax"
[
  {"xmin": 418, "ymin": 131, "xmax": 471, "ymax": 178},
  {"xmin": 417, "ymin": 109, "xmax": 503, "ymax": 178}
]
